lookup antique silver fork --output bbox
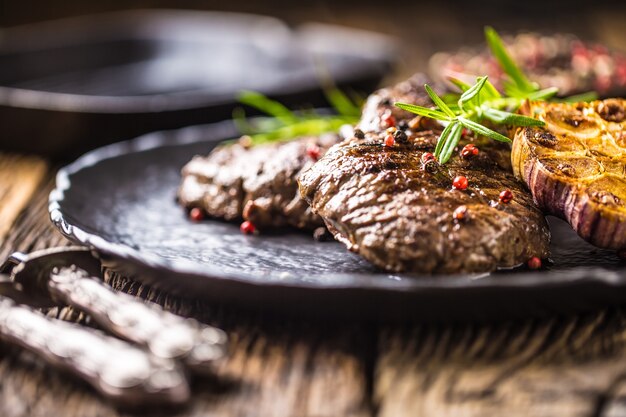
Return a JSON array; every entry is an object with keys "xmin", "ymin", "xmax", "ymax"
[{"xmin": 0, "ymin": 246, "xmax": 228, "ymax": 405}]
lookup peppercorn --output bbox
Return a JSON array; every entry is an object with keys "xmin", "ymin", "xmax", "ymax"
[
  {"xmin": 460, "ymin": 144, "xmax": 479, "ymax": 159},
  {"xmin": 381, "ymin": 112, "xmax": 396, "ymax": 128},
  {"xmin": 422, "ymin": 160, "xmax": 438, "ymax": 173},
  {"xmin": 421, "ymin": 152, "xmax": 436, "ymax": 164},
  {"xmin": 452, "ymin": 175, "xmax": 469, "ymax": 190},
  {"xmin": 384, "ymin": 134, "xmax": 395, "ymax": 147},
  {"xmin": 499, "ymin": 189, "xmax": 514, "ymax": 204},
  {"xmin": 397, "ymin": 120, "xmax": 409, "ymax": 130},
  {"xmin": 189, "ymin": 207, "xmax": 204, "ymax": 222},
  {"xmin": 240, "ymin": 220, "xmax": 256, "ymax": 235},
  {"xmin": 306, "ymin": 144, "xmax": 321, "ymax": 161},
  {"xmin": 353, "ymin": 129, "xmax": 365, "ymax": 139},
  {"xmin": 394, "ymin": 130, "xmax": 408, "ymax": 144},
  {"xmin": 453, "ymin": 205, "xmax": 468, "ymax": 221},
  {"xmin": 313, "ymin": 227, "xmax": 333, "ymax": 242},
  {"xmin": 527, "ymin": 257, "xmax": 542, "ymax": 270},
  {"xmin": 238, "ymin": 135, "xmax": 253, "ymax": 149}
]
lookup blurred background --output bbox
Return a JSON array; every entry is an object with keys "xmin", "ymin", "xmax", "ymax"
[
  {"xmin": 3, "ymin": 0, "xmax": 625, "ymax": 79},
  {"xmin": 0, "ymin": 0, "xmax": 624, "ymax": 159}
]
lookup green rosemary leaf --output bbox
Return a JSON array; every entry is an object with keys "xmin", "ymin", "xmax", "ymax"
[
  {"xmin": 324, "ymin": 87, "xmax": 361, "ymax": 117},
  {"xmin": 526, "ymin": 87, "xmax": 559, "ymax": 101},
  {"xmin": 425, "ymin": 84, "xmax": 456, "ymax": 118},
  {"xmin": 237, "ymin": 91, "xmax": 298, "ymax": 124},
  {"xmin": 449, "ymin": 77, "xmax": 499, "ymax": 111},
  {"xmin": 441, "ymin": 93, "xmax": 462, "ymax": 105},
  {"xmin": 434, "ymin": 121, "xmax": 457, "ymax": 159},
  {"xmin": 393, "ymin": 28, "xmax": 601, "ymax": 166},
  {"xmin": 394, "ymin": 102, "xmax": 452, "ymax": 121},
  {"xmin": 502, "ymin": 81, "xmax": 527, "ymax": 99},
  {"xmin": 458, "ymin": 76, "xmax": 488, "ymax": 110},
  {"xmin": 232, "ymin": 107, "xmax": 253, "ymax": 134},
  {"xmin": 458, "ymin": 117, "xmax": 512, "ymax": 143},
  {"xmin": 235, "ymin": 88, "xmax": 360, "ymax": 146},
  {"xmin": 481, "ymin": 79, "xmax": 502, "ymax": 100},
  {"xmin": 556, "ymin": 91, "xmax": 599, "ymax": 103},
  {"xmin": 484, "ymin": 27, "xmax": 537, "ymax": 94},
  {"xmin": 448, "ymin": 77, "xmax": 472, "ymax": 92},
  {"xmin": 439, "ymin": 122, "xmax": 464, "ymax": 164},
  {"xmin": 247, "ymin": 117, "xmax": 352, "ymax": 145},
  {"xmin": 482, "ymin": 108, "xmax": 545, "ymax": 127}
]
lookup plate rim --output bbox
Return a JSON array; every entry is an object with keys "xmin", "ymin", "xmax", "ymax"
[{"xmin": 48, "ymin": 120, "xmax": 626, "ymax": 299}]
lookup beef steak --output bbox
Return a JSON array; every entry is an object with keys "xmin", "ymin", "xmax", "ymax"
[
  {"xmin": 298, "ymin": 77, "xmax": 551, "ymax": 273},
  {"xmin": 178, "ymin": 133, "xmax": 341, "ymax": 230}
]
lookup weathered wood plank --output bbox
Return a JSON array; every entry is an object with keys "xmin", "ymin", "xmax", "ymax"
[
  {"xmin": 0, "ymin": 153, "xmax": 47, "ymax": 246},
  {"xmin": 0, "ymin": 166, "xmax": 373, "ymax": 417},
  {"xmin": 106, "ymin": 271, "xmax": 374, "ymax": 417},
  {"xmin": 600, "ymin": 377, "xmax": 626, "ymax": 417},
  {"xmin": 375, "ymin": 311, "xmax": 626, "ymax": 417},
  {"xmin": 0, "ymin": 175, "xmax": 70, "ymax": 261},
  {"xmin": 4, "ymin": 161, "xmax": 626, "ymax": 417}
]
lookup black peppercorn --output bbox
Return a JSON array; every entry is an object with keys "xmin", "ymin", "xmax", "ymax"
[
  {"xmin": 422, "ymin": 160, "xmax": 438, "ymax": 173},
  {"xmin": 393, "ymin": 130, "xmax": 408, "ymax": 143},
  {"xmin": 313, "ymin": 227, "xmax": 333, "ymax": 242},
  {"xmin": 353, "ymin": 129, "xmax": 365, "ymax": 139}
]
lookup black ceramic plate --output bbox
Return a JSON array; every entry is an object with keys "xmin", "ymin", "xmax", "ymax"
[
  {"xmin": 49, "ymin": 121, "xmax": 626, "ymax": 321},
  {"xmin": 0, "ymin": 10, "xmax": 395, "ymax": 159}
]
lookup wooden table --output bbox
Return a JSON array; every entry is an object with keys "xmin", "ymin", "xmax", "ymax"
[
  {"xmin": 2, "ymin": 152, "xmax": 626, "ymax": 417},
  {"xmin": 1, "ymin": 5, "xmax": 626, "ymax": 414}
]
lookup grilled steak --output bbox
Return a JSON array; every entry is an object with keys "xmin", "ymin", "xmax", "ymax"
[
  {"xmin": 357, "ymin": 73, "xmax": 438, "ymax": 132},
  {"xmin": 513, "ymin": 99, "xmax": 626, "ymax": 250},
  {"xmin": 298, "ymin": 78, "xmax": 551, "ymax": 273},
  {"xmin": 178, "ymin": 133, "xmax": 341, "ymax": 230}
]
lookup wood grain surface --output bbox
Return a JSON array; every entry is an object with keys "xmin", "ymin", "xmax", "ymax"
[
  {"xmin": 0, "ymin": 163, "xmax": 374, "ymax": 417},
  {"xmin": 0, "ymin": 154, "xmax": 47, "ymax": 246},
  {"xmin": 2, "ymin": 160, "xmax": 626, "ymax": 417},
  {"xmin": 0, "ymin": 4, "xmax": 625, "ymax": 415}
]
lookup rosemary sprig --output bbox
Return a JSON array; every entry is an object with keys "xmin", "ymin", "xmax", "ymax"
[
  {"xmin": 395, "ymin": 27, "xmax": 598, "ymax": 164},
  {"xmin": 484, "ymin": 26, "xmax": 597, "ymax": 102},
  {"xmin": 395, "ymin": 76, "xmax": 543, "ymax": 164},
  {"xmin": 555, "ymin": 91, "xmax": 600, "ymax": 103},
  {"xmin": 484, "ymin": 26, "xmax": 539, "ymax": 96},
  {"xmin": 233, "ymin": 88, "xmax": 361, "ymax": 146}
]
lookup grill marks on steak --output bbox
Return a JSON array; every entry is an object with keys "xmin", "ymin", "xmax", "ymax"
[
  {"xmin": 178, "ymin": 134, "xmax": 341, "ymax": 230},
  {"xmin": 298, "ymin": 80, "xmax": 551, "ymax": 273}
]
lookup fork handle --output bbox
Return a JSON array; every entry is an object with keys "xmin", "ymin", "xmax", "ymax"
[
  {"xmin": 0, "ymin": 297, "xmax": 190, "ymax": 406},
  {"xmin": 47, "ymin": 265, "xmax": 227, "ymax": 374}
]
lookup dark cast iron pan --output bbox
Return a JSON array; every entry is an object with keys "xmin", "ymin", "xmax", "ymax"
[{"xmin": 0, "ymin": 10, "xmax": 396, "ymax": 160}]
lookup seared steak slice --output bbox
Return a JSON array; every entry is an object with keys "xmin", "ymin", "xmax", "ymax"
[
  {"xmin": 298, "ymin": 79, "xmax": 550, "ymax": 274},
  {"xmin": 358, "ymin": 73, "xmax": 440, "ymax": 133},
  {"xmin": 513, "ymin": 99, "xmax": 626, "ymax": 250},
  {"xmin": 178, "ymin": 133, "xmax": 341, "ymax": 230}
]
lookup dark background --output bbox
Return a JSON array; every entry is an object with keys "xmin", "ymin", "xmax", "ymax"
[{"xmin": 2, "ymin": 0, "xmax": 625, "ymax": 80}]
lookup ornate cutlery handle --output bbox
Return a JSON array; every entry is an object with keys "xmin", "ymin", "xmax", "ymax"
[
  {"xmin": 48, "ymin": 266, "xmax": 227, "ymax": 374},
  {"xmin": 0, "ymin": 297, "xmax": 190, "ymax": 406}
]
